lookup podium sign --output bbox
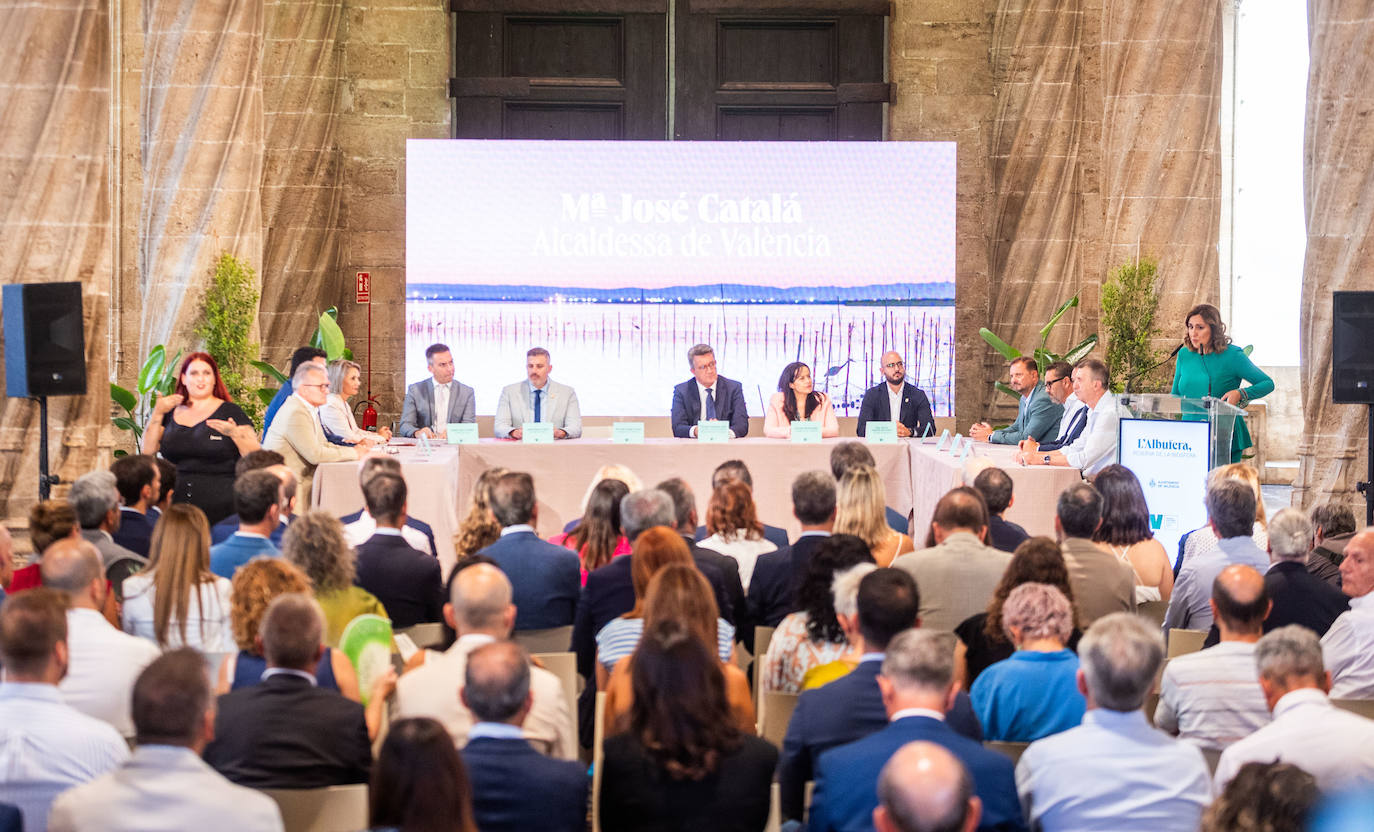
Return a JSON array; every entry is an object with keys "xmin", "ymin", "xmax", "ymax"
[{"xmin": 1118, "ymin": 417, "xmax": 1211, "ymax": 559}]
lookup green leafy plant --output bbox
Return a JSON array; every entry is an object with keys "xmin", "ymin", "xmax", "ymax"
[
  {"xmin": 196, "ymin": 253, "xmax": 264, "ymax": 426},
  {"xmin": 252, "ymin": 308, "xmax": 353, "ymax": 407},
  {"xmin": 1101, "ymin": 256, "xmax": 1171, "ymax": 393},
  {"xmin": 979, "ymin": 293, "xmax": 1099, "ymax": 400},
  {"xmin": 110, "ymin": 345, "xmax": 182, "ymax": 457}
]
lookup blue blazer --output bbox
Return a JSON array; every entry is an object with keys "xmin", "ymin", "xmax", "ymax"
[
  {"xmin": 478, "ymin": 532, "xmax": 581, "ymax": 631},
  {"xmin": 778, "ymin": 659, "xmax": 982, "ymax": 821},
  {"xmin": 340, "ymin": 509, "xmax": 439, "ymax": 560},
  {"xmin": 114, "ymin": 508, "xmax": 155, "ymax": 558},
  {"xmin": 670, "ymin": 376, "xmax": 749, "ymax": 438},
  {"xmin": 810, "ymin": 716, "xmax": 1025, "ymax": 832},
  {"xmin": 211, "ymin": 515, "xmax": 288, "ymax": 547},
  {"xmin": 354, "ymin": 533, "xmax": 444, "ymax": 629},
  {"xmin": 209, "ymin": 534, "xmax": 281, "ymax": 579},
  {"xmin": 856, "ymin": 381, "xmax": 935, "ymax": 438},
  {"xmin": 462, "ymin": 736, "xmax": 588, "ymax": 832}
]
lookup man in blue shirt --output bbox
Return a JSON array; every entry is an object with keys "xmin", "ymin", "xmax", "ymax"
[{"xmin": 209, "ymin": 471, "xmax": 282, "ymax": 579}]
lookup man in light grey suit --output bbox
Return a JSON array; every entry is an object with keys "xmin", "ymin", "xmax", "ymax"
[
  {"xmin": 493, "ymin": 347, "xmax": 582, "ymax": 440},
  {"xmin": 400, "ymin": 342, "xmax": 477, "ymax": 438},
  {"xmin": 47, "ymin": 648, "xmax": 284, "ymax": 832}
]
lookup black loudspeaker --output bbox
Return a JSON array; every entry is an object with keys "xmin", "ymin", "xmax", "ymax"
[
  {"xmin": 1333, "ymin": 291, "xmax": 1374, "ymax": 404},
  {"xmin": 3, "ymin": 282, "xmax": 87, "ymax": 398}
]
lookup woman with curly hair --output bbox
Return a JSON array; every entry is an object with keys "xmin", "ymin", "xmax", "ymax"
[
  {"xmin": 453, "ymin": 467, "xmax": 508, "ymax": 562},
  {"xmin": 549, "ymin": 477, "xmax": 631, "ymax": 583},
  {"xmin": 283, "ymin": 510, "xmax": 388, "ymax": 646},
  {"xmin": 696, "ymin": 479, "xmax": 777, "ymax": 590},
  {"xmin": 1201, "ymin": 761, "xmax": 1317, "ymax": 832},
  {"xmin": 122, "ymin": 504, "xmax": 234, "ymax": 651},
  {"xmin": 1172, "ymin": 303, "xmax": 1273, "ymax": 464},
  {"xmin": 759, "ymin": 534, "xmax": 875, "ymax": 695}
]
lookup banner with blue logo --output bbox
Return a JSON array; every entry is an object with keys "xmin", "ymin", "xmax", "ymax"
[{"xmin": 1118, "ymin": 418, "xmax": 1212, "ymax": 559}]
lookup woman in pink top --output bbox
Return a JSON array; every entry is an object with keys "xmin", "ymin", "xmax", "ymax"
[
  {"xmin": 763, "ymin": 362, "xmax": 840, "ymax": 439},
  {"xmin": 550, "ymin": 478, "xmax": 633, "ymax": 584}
]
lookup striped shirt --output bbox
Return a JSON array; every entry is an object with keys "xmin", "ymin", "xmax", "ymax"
[
  {"xmin": 1154, "ymin": 640, "xmax": 1270, "ymax": 750},
  {"xmin": 596, "ymin": 616, "xmax": 735, "ymax": 671}
]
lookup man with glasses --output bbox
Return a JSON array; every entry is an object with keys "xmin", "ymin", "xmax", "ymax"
[
  {"xmin": 670, "ymin": 343, "xmax": 749, "ymax": 438},
  {"xmin": 1024, "ymin": 360, "xmax": 1086, "ymax": 452},
  {"xmin": 857, "ymin": 351, "xmax": 935, "ymax": 438},
  {"xmin": 263, "ymin": 362, "xmax": 365, "ymax": 500},
  {"xmin": 969, "ymin": 357, "xmax": 1063, "ymax": 445}
]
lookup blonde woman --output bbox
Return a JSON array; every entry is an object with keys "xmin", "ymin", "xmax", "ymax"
[
  {"xmin": 834, "ymin": 465, "xmax": 913, "ymax": 566},
  {"xmin": 1175, "ymin": 463, "xmax": 1269, "ymax": 575},
  {"xmin": 321, "ymin": 358, "xmax": 390, "ymax": 445},
  {"xmin": 453, "ymin": 467, "xmax": 509, "ymax": 562},
  {"xmin": 283, "ymin": 510, "xmax": 388, "ymax": 646},
  {"xmin": 122, "ymin": 504, "xmax": 234, "ymax": 651}
]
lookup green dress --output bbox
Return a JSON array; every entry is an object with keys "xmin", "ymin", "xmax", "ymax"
[{"xmin": 1170, "ymin": 344, "xmax": 1274, "ymax": 463}]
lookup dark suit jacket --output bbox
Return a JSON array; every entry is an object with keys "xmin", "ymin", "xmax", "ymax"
[
  {"xmin": 855, "ymin": 381, "xmax": 934, "ymax": 438},
  {"xmin": 462, "ymin": 736, "xmax": 588, "ymax": 832},
  {"xmin": 778, "ymin": 658, "xmax": 982, "ymax": 821},
  {"xmin": 885, "ymin": 506, "xmax": 909, "ymax": 535},
  {"xmin": 747, "ymin": 533, "xmax": 830, "ymax": 629},
  {"xmin": 1204, "ymin": 560, "xmax": 1351, "ymax": 647},
  {"xmin": 478, "ymin": 531, "xmax": 581, "ymax": 631},
  {"xmin": 696, "ymin": 523, "xmax": 789, "ymax": 551},
  {"xmin": 987, "ymin": 515, "xmax": 1029, "ymax": 554},
  {"xmin": 0, "ymin": 804, "xmax": 18, "ymax": 832},
  {"xmin": 203, "ymin": 673, "xmax": 371, "ymax": 789},
  {"xmin": 811, "ymin": 716, "xmax": 1026, "ymax": 832},
  {"xmin": 354, "ymin": 532, "xmax": 444, "ymax": 629},
  {"xmin": 340, "ymin": 509, "xmax": 439, "ymax": 559},
  {"xmin": 1039, "ymin": 404, "xmax": 1088, "ymax": 452},
  {"xmin": 670, "ymin": 376, "xmax": 749, "ymax": 438},
  {"xmin": 600, "ymin": 733, "xmax": 777, "ymax": 832},
  {"xmin": 114, "ymin": 508, "xmax": 155, "ymax": 558},
  {"xmin": 211, "ymin": 514, "xmax": 288, "ymax": 547},
  {"xmin": 683, "ymin": 535, "xmax": 749, "ymax": 638}
]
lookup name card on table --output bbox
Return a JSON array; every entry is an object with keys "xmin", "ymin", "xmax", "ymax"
[
  {"xmin": 866, "ymin": 422, "xmax": 898, "ymax": 444},
  {"xmin": 950, "ymin": 434, "xmax": 964, "ymax": 454},
  {"xmin": 791, "ymin": 421, "xmax": 822, "ymax": 443},
  {"xmin": 521, "ymin": 423, "xmax": 555, "ymax": 444},
  {"xmin": 446, "ymin": 423, "xmax": 479, "ymax": 444},
  {"xmin": 697, "ymin": 420, "xmax": 731, "ymax": 443},
  {"xmin": 612, "ymin": 422, "xmax": 645, "ymax": 444},
  {"xmin": 934, "ymin": 429, "xmax": 951, "ymax": 452},
  {"xmin": 958, "ymin": 442, "xmax": 972, "ymax": 464}
]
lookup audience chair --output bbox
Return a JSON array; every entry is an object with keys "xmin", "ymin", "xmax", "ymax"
[
  {"xmin": 984, "ymin": 741, "xmax": 1030, "ymax": 765},
  {"xmin": 262, "ymin": 784, "xmax": 368, "ymax": 832},
  {"xmin": 753, "ymin": 626, "xmax": 775, "ymax": 717},
  {"xmin": 533, "ymin": 651, "xmax": 579, "ymax": 722},
  {"xmin": 592, "ymin": 691, "xmax": 607, "ymax": 832},
  {"xmin": 1136, "ymin": 600, "xmax": 1168, "ymax": 629},
  {"xmin": 1166, "ymin": 629, "xmax": 1207, "ymax": 659},
  {"xmin": 760, "ymin": 692, "xmax": 798, "ymax": 749},
  {"xmin": 395, "ymin": 622, "xmax": 445, "ymax": 650},
  {"xmin": 1333, "ymin": 699, "xmax": 1374, "ymax": 721},
  {"xmin": 513, "ymin": 625, "xmax": 574, "ymax": 654}
]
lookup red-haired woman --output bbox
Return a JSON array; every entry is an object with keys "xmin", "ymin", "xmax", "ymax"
[
  {"xmin": 696, "ymin": 480, "xmax": 778, "ymax": 591},
  {"xmin": 142, "ymin": 352, "xmax": 260, "ymax": 524}
]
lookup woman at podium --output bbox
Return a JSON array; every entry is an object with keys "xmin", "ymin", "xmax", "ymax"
[{"xmin": 1171, "ymin": 304, "xmax": 1274, "ymax": 463}]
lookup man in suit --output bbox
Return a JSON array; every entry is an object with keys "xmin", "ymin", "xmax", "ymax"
[
  {"xmin": 399, "ymin": 342, "xmax": 476, "ymax": 438},
  {"xmin": 778, "ymin": 569, "xmax": 983, "ymax": 823},
  {"xmin": 1308, "ymin": 502, "xmax": 1356, "ymax": 587},
  {"xmin": 48, "ymin": 649, "xmax": 284, "ymax": 832},
  {"xmin": 693, "ymin": 459, "xmax": 790, "ymax": 549},
  {"xmin": 208, "ymin": 470, "xmax": 281, "ymax": 579},
  {"xmin": 969, "ymin": 356, "xmax": 1062, "ymax": 445},
  {"xmin": 109, "ymin": 454, "xmax": 159, "ymax": 557},
  {"xmin": 971, "ymin": 467, "xmax": 1028, "ymax": 554},
  {"xmin": 670, "ymin": 343, "xmax": 749, "ymax": 438},
  {"xmin": 659, "ymin": 476, "xmax": 748, "ymax": 631},
  {"xmin": 856, "ymin": 350, "xmax": 935, "ymax": 439},
  {"xmin": 1017, "ymin": 358, "xmax": 1123, "ymax": 477},
  {"xmin": 341, "ymin": 455, "xmax": 439, "ymax": 558},
  {"xmin": 355, "ymin": 472, "xmax": 445, "ymax": 629},
  {"xmin": 493, "ymin": 347, "xmax": 582, "ymax": 440},
  {"xmin": 1056, "ymin": 483, "xmax": 1137, "ymax": 628},
  {"xmin": 477, "ymin": 471, "xmax": 580, "ymax": 631},
  {"xmin": 210, "ymin": 450, "xmax": 290, "ymax": 546},
  {"xmin": 809, "ymin": 629, "xmax": 1024, "ymax": 832},
  {"xmin": 261, "ymin": 346, "xmax": 326, "ymax": 437},
  {"xmin": 831, "ymin": 442, "xmax": 909, "ymax": 534},
  {"xmin": 460, "ymin": 642, "xmax": 587, "ymax": 832},
  {"xmin": 874, "ymin": 742, "xmax": 983, "ymax": 832},
  {"xmin": 203, "ymin": 594, "xmax": 371, "ymax": 789},
  {"xmin": 1030, "ymin": 360, "xmax": 1086, "ymax": 452},
  {"xmin": 262, "ymin": 362, "xmax": 364, "ymax": 500},
  {"xmin": 892, "ymin": 487, "xmax": 1011, "ymax": 632},
  {"xmin": 749, "ymin": 470, "xmax": 835, "ymax": 629},
  {"xmin": 69, "ymin": 471, "xmax": 146, "ymax": 589}
]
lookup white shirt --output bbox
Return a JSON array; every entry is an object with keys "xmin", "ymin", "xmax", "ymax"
[
  {"xmin": 1214, "ymin": 688, "xmax": 1374, "ymax": 791},
  {"xmin": 887, "ymin": 383, "xmax": 903, "ymax": 424},
  {"xmin": 319, "ymin": 393, "xmax": 366, "ymax": 442},
  {"xmin": 433, "ymin": 380, "xmax": 452, "ymax": 428},
  {"xmin": 1323, "ymin": 592, "xmax": 1374, "ymax": 698},
  {"xmin": 1061, "ymin": 392, "xmax": 1123, "ymax": 475},
  {"xmin": 343, "ymin": 511, "xmax": 433, "ymax": 556},
  {"xmin": 695, "ymin": 534, "xmax": 778, "ymax": 591},
  {"xmin": 1154, "ymin": 640, "xmax": 1270, "ymax": 750},
  {"xmin": 59, "ymin": 609, "xmax": 162, "ymax": 738},
  {"xmin": 121, "ymin": 572, "xmax": 235, "ymax": 652}
]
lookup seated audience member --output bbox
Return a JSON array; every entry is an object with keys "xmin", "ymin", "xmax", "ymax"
[
  {"xmin": 369, "ymin": 717, "xmax": 478, "ymax": 832},
  {"xmin": 261, "ymin": 361, "xmax": 364, "ymax": 498},
  {"xmin": 856, "ymin": 350, "xmax": 936, "ymax": 440},
  {"xmin": 47, "ymin": 649, "xmax": 283, "ymax": 832},
  {"xmin": 262, "ymin": 346, "xmax": 327, "ymax": 435},
  {"xmin": 121, "ymin": 504, "xmax": 234, "ymax": 651},
  {"xmin": 354, "ymin": 472, "xmax": 444, "ymax": 630},
  {"xmin": 560, "ymin": 464, "xmax": 645, "ymax": 533},
  {"xmin": 395, "ymin": 563, "xmax": 575, "ymax": 759},
  {"xmin": 696, "ymin": 479, "xmax": 778, "ymax": 590},
  {"xmin": 1054, "ymin": 483, "xmax": 1136, "ymax": 627},
  {"xmin": 1032, "ymin": 360, "xmax": 1084, "ymax": 452},
  {"xmin": 954, "ymin": 537, "xmax": 1081, "ymax": 688},
  {"xmin": 476, "ymin": 471, "xmax": 580, "ymax": 631},
  {"xmin": 972, "ymin": 467, "xmax": 1028, "ymax": 554},
  {"xmin": 216, "ymin": 558, "xmax": 359, "ymax": 700},
  {"xmin": 749, "ymin": 470, "xmax": 836, "ymax": 629},
  {"xmin": 203, "ymin": 594, "xmax": 372, "ymax": 789},
  {"xmin": 152, "ymin": 457, "xmax": 177, "ymax": 518},
  {"xmin": 832, "ymin": 442, "xmax": 909, "ymax": 535},
  {"xmin": 1324, "ymin": 529, "xmax": 1374, "ymax": 696},
  {"xmin": 69, "ymin": 470, "xmax": 146, "ymax": 591},
  {"xmin": 1015, "ymin": 358, "xmax": 1121, "ymax": 476},
  {"xmin": 0, "ymin": 589, "xmax": 128, "ymax": 829},
  {"xmin": 208, "ymin": 470, "xmax": 281, "ymax": 579},
  {"xmin": 341, "ymin": 455, "xmax": 437, "ymax": 558},
  {"xmin": 1166, "ymin": 478, "xmax": 1270, "ymax": 633},
  {"xmin": 322, "ymin": 358, "xmax": 389, "ymax": 445},
  {"xmin": 873, "ymin": 742, "xmax": 984, "ymax": 832},
  {"xmin": 778, "ymin": 569, "xmax": 983, "ymax": 823},
  {"xmin": 42, "ymin": 540, "xmax": 160, "ymax": 738},
  {"xmin": 695, "ymin": 460, "xmax": 789, "ymax": 549},
  {"xmin": 1092, "ymin": 464, "xmax": 1174, "ymax": 602},
  {"xmin": 453, "ymin": 466, "xmax": 509, "ymax": 561},
  {"xmin": 549, "ymin": 478, "xmax": 631, "ymax": 584},
  {"xmin": 802, "ymin": 562, "xmax": 879, "ymax": 690},
  {"xmin": 1309, "ymin": 502, "xmax": 1356, "ymax": 586},
  {"xmin": 893, "ymin": 487, "xmax": 1008, "ymax": 631},
  {"xmin": 1201, "ymin": 761, "xmax": 1318, "ymax": 832},
  {"xmin": 1175, "ymin": 463, "xmax": 1269, "ymax": 576},
  {"xmin": 810, "ymin": 631, "xmax": 1023, "ymax": 832},
  {"xmin": 599, "ymin": 622, "xmax": 777, "ymax": 832},
  {"xmin": 971, "ymin": 583, "xmax": 1085, "ymax": 742},
  {"xmin": 1016, "ymin": 614, "xmax": 1211, "ymax": 832},
  {"xmin": 12, "ymin": 500, "xmax": 83, "ymax": 592},
  {"xmin": 658, "ymin": 476, "xmax": 746, "ymax": 630},
  {"xmin": 109, "ymin": 453, "xmax": 159, "ymax": 557},
  {"xmin": 761, "ymin": 534, "xmax": 875, "ymax": 695},
  {"xmin": 1216, "ymin": 624, "xmax": 1374, "ymax": 790},
  {"xmin": 838, "ymin": 465, "xmax": 914, "ymax": 567},
  {"xmin": 460, "ymin": 642, "xmax": 588, "ymax": 832},
  {"xmin": 283, "ymin": 510, "xmax": 388, "ymax": 646},
  {"xmin": 1156, "ymin": 564, "xmax": 1271, "ymax": 750},
  {"xmin": 969, "ymin": 356, "xmax": 1061, "ymax": 446},
  {"xmin": 763, "ymin": 361, "xmax": 840, "ymax": 438},
  {"xmin": 209, "ymin": 450, "xmax": 289, "ymax": 546}
]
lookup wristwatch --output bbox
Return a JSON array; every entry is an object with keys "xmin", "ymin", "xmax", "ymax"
[{"xmin": 1043, "ymin": 455, "xmax": 1052, "ymax": 465}]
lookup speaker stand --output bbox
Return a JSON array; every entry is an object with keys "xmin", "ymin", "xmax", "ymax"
[
  {"xmin": 1360, "ymin": 403, "xmax": 1374, "ymax": 528},
  {"xmin": 35, "ymin": 396, "xmax": 60, "ymax": 501}
]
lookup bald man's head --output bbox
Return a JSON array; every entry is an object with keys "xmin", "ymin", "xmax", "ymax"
[
  {"xmin": 449, "ymin": 563, "xmax": 515, "ymax": 636},
  {"xmin": 1211, "ymin": 564, "xmax": 1269, "ymax": 636},
  {"xmin": 1341, "ymin": 530, "xmax": 1374, "ymax": 599},
  {"xmin": 39, "ymin": 539, "xmax": 104, "ymax": 609},
  {"xmin": 875, "ymin": 741, "xmax": 980, "ymax": 832},
  {"xmin": 266, "ymin": 464, "xmax": 298, "ymax": 514}
]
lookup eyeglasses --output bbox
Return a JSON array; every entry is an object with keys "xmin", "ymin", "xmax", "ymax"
[
  {"xmin": 884, "ymin": 361, "xmax": 905, "ymax": 369},
  {"xmin": 1046, "ymin": 376, "xmax": 1069, "ymax": 386},
  {"xmin": 300, "ymin": 383, "xmax": 330, "ymax": 390}
]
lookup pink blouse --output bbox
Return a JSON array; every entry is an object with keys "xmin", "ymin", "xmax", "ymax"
[
  {"xmin": 549, "ymin": 531, "xmax": 632, "ymax": 585},
  {"xmin": 763, "ymin": 391, "xmax": 840, "ymax": 438}
]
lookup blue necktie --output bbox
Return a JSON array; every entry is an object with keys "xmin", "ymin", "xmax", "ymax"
[
  {"xmin": 319, "ymin": 413, "xmax": 350, "ymax": 446},
  {"xmin": 533, "ymin": 388, "xmax": 542, "ymax": 423},
  {"xmin": 706, "ymin": 388, "xmax": 717, "ymax": 420}
]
